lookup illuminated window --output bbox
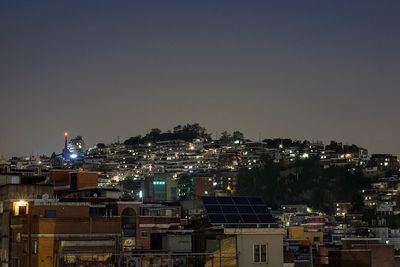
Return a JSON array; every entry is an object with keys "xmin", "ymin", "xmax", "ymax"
[
  {"xmin": 253, "ymin": 244, "xmax": 267, "ymax": 263},
  {"xmin": 13, "ymin": 200, "xmax": 28, "ymax": 216}
]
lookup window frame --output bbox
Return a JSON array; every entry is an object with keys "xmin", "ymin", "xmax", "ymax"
[
  {"xmin": 253, "ymin": 243, "xmax": 268, "ymax": 263},
  {"xmin": 32, "ymin": 240, "xmax": 38, "ymax": 255},
  {"xmin": 44, "ymin": 209, "xmax": 57, "ymax": 218},
  {"xmin": 140, "ymin": 231, "xmax": 149, "ymax": 238}
]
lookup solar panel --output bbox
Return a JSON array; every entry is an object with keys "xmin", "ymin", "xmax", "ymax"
[
  {"xmin": 208, "ymin": 214, "xmax": 226, "ymax": 223},
  {"xmin": 241, "ymin": 214, "xmax": 259, "ymax": 223},
  {"xmin": 201, "ymin": 196, "xmax": 276, "ymax": 226},
  {"xmin": 232, "ymin": 197, "xmax": 249, "ymax": 205},
  {"xmin": 236, "ymin": 205, "xmax": 252, "ymax": 213},
  {"xmin": 217, "ymin": 197, "xmax": 234, "ymax": 204},
  {"xmin": 225, "ymin": 214, "xmax": 243, "ymax": 223},
  {"xmin": 247, "ymin": 197, "xmax": 264, "ymax": 205},
  {"xmin": 252, "ymin": 205, "xmax": 269, "ymax": 213},
  {"xmin": 205, "ymin": 205, "xmax": 222, "ymax": 213},
  {"xmin": 221, "ymin": 205, "xmax": 238, "ymax": 213},
  {"xmin": 257, "ymin": 214, "xmax": 276, "ymax": 224},
  {"xmin": 202, "ymin": 196, "xmax": 219, "ymax": 204}
]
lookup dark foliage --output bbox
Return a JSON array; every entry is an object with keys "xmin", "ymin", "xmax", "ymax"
[
  {"xmin": 124, "ymin": 123, "xmax": 211, "ymax": 145},
  {"xmin": 236, "ymin": 158, "xmax": 370, "ymax": 214}
]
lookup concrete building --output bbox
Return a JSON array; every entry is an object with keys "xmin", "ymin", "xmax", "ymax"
[
  {"xmin": 328, "ymin": 244, "xmax": 395, "ymax": 267},
  {"xmin": 224, "ymin": 228, "xmax": 285, "ymax": 267},
  {"xmin": 49, "ymin": 169, "xmax": 98, "ymax": 192},
  {"xmin": 8, "ymin": 199, "xmax": 121, "ymax": 267},
  {"xmin": 0, "ymin": 181, "xmax": 54, "ymax": 267},
  {"xmin": 288, "ymin": 226, "xmax": 323, "ymax": 245},
  {"xmin": 143, "ymin": 174, "xmax": 178, "ymax": 202}
]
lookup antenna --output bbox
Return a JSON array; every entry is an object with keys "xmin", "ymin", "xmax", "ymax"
[{"xmin": 64, "ymin": 132, "xmax": 69, "ymax": 150}]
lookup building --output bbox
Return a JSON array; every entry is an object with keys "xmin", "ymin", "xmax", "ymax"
[
  {"xmin": 9, "ymin": 199, "xmax": 121, "ymax": 267},
  {"xmin": 143, "ymin": 174, "xmax": 178, "ymax": 202},
  {"xmin": 335, "ymin": 202, "xmax": 352, "ymax": 217},
  {"xmin": 0, "ymin": 178, "xmax": 54, "ymax": 267},
  {"xmin": 288, "ymin": 226, "xmax": 323, "ymax": 245},
  {"xmin": 370, "ymin": 154, "xmax": 399, "ymax": 172},
  {"xmin": 225, "ymin": 228, "xmax": 285, "ymax": 267},
  {"xmin": 200, "ymin": 196, "xmax": 284, "ymax": 266},
  {"xmin": 49, "ymin": 169, "xmax": 98, "ymax": 193},
  {"xmin": 67, "ymin": 135, "xmax": 86, "ymax": 158}
]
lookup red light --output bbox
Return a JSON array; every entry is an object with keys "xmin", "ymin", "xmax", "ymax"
[{"xmin": 64, "ymin": 132, "xmax": 68, "ymax": 137}]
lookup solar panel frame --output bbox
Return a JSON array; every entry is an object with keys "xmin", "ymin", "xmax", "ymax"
[
  {"xmin": 217, "ymin": 197, "xmax": 234, "ymax": 204},
  {"xmin": 252, "ymin": 205, "xmax": 269, "ymax": 214},
  {"xmin": 205, "ymin": 205, "xmax": 223, "ymax": 214},
  {"xmin": 221, "ymin": 205, "xmax": 238, "ymax": 214},
  {"xmin": 202, "ymin": 196, "xmax": 276, "ymax": 225},
  {"xmin": 241, "ymin": 214, "xmax": 260, "ymax": 223},
  {"xmin": 225, "ymin": 214, "xmax": 243, "ymax": 224},
  {"xmin": 208, "ymin": 214, "xmax": 227, "ymax": 223},
  {"xmin": 236, "ymin": 205, "xmax": 253, "ymax": 214},
  {"xmin": 232, "ymin": 197, "xmax": 249, "ymax": 205},
  {"xmin": 202, "ymin": 196, "xmax": 219, "ymax": 204},
  {"xmin": 256, "ymin": 214, "xmax": 276, "ymax": 224}
]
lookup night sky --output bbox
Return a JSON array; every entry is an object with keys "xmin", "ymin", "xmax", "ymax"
[{"xmin": 1, "ymin": 1, "xmax": 399, "ymax": 157}]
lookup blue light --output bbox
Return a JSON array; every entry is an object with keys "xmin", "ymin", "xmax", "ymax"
[{"xmin": 70, "ymin": 153, "xmax": 78, "ymax": 159}]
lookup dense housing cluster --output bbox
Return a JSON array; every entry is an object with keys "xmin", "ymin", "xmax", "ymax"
[{"xmin": 0, "ymin": 125, "xmax": 399, "ymax": 267}]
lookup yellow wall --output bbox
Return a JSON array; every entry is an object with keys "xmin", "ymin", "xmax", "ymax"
[
  {"xmin": 205, "ymin": 236, "xmax": 237, "ymax": 267},
  {"xmin": 35, "ymin": 220, "xmax": 56, "ymax": 267},
  {"xmin": 288, "ymin": 226, "xmax": 323, "ymax": 244},
  {"xmin": 37, "ymin": 237, "xmax": 54, "ymax": 267}
]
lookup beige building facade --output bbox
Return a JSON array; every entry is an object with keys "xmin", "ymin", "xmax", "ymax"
[{"xmin": 225, "ymin": 228, "xmax": 285, "ymax": 267}]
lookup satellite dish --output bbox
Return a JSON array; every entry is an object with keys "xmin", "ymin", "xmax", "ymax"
[{"xmin": 42, "ymin": 194, "xmax": 49, "ymax": 201}]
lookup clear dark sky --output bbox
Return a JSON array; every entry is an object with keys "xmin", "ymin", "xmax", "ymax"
[{"xmin": 1, "ymin": 1, "xmax": 399, "ymax": 157}]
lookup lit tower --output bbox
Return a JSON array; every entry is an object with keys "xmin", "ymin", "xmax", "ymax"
[
  {"xmin": 64, "ymin": 132, "xmax": 68, "ymax": 149},
  {"xmin": 62, "ymin": 132, "xmax": 70, "ymax": 160}
]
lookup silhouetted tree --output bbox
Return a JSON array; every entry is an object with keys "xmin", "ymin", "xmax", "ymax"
[{"xmin": 233, "ymin": 131, "xmax": 244, "ymax": 140}]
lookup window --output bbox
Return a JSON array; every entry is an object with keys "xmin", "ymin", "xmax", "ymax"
[
  {"xmin": 16, "ymin": 232, "xmax": 21, "ymax": 242},
  {"xmin": 141, "ymin": 231, "xmax": 149, "ymax": 238},
  {"xmin": 44, "ymin": 210, "xmax": 56, "ymax": 218},
  {"xmin": 32, "ymin": 240, "xmax": 38, "ymax": 254},
  {"xmin": 253, "ymin": 244, "xmax": 267, "ymax": 263}
]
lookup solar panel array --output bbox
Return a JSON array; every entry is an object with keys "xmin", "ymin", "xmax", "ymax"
[{"xmin": 201, "ymin": 196, "xmax": 276, "ymax": 225}]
